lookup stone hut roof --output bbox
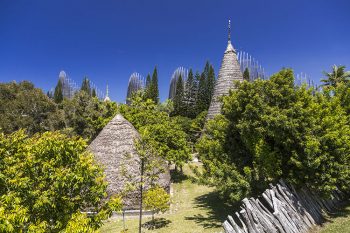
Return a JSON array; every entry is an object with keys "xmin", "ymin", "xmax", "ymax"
[
  {"xmin": 88, "ymin": 114, "xmax": 170, "ymax": 209},
  {"xmin": 207, "ymin": 21, "xmax": 243, "ymax": 119}
]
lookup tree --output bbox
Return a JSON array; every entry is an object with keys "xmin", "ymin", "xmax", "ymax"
[
  {"xmin": 92, "ymin": 88, "xmax": 97, "ymax": 97},
  {"xmin": 118, "ymin": 128, "xmax": 168, "ymax": 233},
  {"xmin": 158, "ymin": 99, "xmax": 174, "ymax": 117},
  {"xmin": 132, "ymin": 137, "xmax": 168, "ymax": 233},
  {"xmin": 197, "ymin": 69, "xmax": 350, "ymax": 203},
  {"xmin": 321, "ymin": 65, "xmax": 350, "ymax": 87},
  {"xmin": 144, "ymin": 73, "xmax": 152, "ymax": 101},
  {"xmin": 0, "ymin": 81, "xmax": 61, "ymax": 135},
  {"xmin": 151, "ymin": 67, "xmax": 159, "ymax": 104},
  {"xmin": 206, "ymin": 65, "xmax": 216, "ymax": 104},
  {"xmin": 203, "ymin": 61, "xmax": 210, "ymax": 78},
  {"xmin": 335, "ymin": 82, "xmax": 350, "ymax": 116},
  {"xmin": 81, "ymin": 77, "xmax": 91, "ymax": 95},
  {"xmin": 196, "ymin": 72, "xmax": 208, "ymax": 114},
  {"xmin": 46, "ymin": 91, "xmax": 53, "ymax": 99},
  {"xmin": 146, "ymin": 73, "xmax": 151, "ymax": 88},
  {"xmin": 189, "ymin": 110, "xmax": 207, "ymax": 144},
  {"xmin": 54, "ymin": 79, "xmax": 63, "ymax": 103},
  {"xmin": 143, "ymin": 187, "xmax": 170, "ymax": 223},
  {"xmin": 243, "ymin": 67, "xmax": 250, "ymax": 82},
  {"xmin": 184, "ymin": 69, "xmax": 198, "ymax": 118},
  {"xmin": 173, "ymin": 75, "xmax": 184, "ymax": 116},
  {"xmin": 62, "ymin": 90, "xmax": 118, "ymax": 142},
  {"xmin": 119, "ymin": 93, "xmax": 191, "ymax": 168},
  {"xmin": 0, "ymin": 130, "xmax": 122, "ymax": 232}
]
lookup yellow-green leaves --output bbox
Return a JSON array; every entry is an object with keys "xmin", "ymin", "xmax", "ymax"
[
  {"xmin": 0, "ymin": 130, "xmax": 109, "ymax": 232},
  {"xmin": 143, "ymin": 186, "xmax": 170, "ymax": 214}
]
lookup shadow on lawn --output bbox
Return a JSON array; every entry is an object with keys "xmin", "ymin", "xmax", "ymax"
[
  {"xmin": 142, "ymin": 218, "xmax": 171, "ymax": 230},
  {"xmin": 185, "ymin": 191, "xmax": 234, "ymax": 229},
  {"xmin": 170, "ymin": 169, "xmax": 188, "ymax": 183}
]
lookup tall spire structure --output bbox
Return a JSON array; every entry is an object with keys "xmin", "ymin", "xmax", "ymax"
[
  {"xmin": 104, "ymin": 84, "xmax": 110, "ymax": 102},
  {"xmin": 206, "ymin": 20, "xmax": 243, "ymax": 119},
  {"xmin": 228, "ymin": 19, "xmax": 231, "ymax": 42}
]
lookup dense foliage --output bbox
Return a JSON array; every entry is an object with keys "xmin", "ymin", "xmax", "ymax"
[
  {"xmin": 119, "ymin": 94, "xmax": 191, "ymax": 169},
  {"xmin": 0, "ymin": 81, "xmax": 58, "ymax": 135},
  {"xmin": 321, "ymin": 65, "xmax": 350, "ymax": 87},
  {"xmin": 0, "ymin": 130, "xmax": 121, "ymax": 232},
  {"xmin": 60, "ymin": 91, "xmax": 117, "ymax": 141},
  {"xmin": 171, "ymin": 61, "xmax": 216, "ymax": 118},
  {"xmin": 184, "ymin": 69, "xmax": 198, "ymax": 118},
  {"xmin": 173, "ymin": 75, "xmax": 185, "ymax": 116},
  {"xmin": 143, "ymin": 67, "xmax": 159, "ymax": 104},
  {"xmin": 243, "ymin": 68, "xmax": 250, "ymax": 82},
  {"xmin": 197, "ymin": 69, "xmax": 350, "ymax": 203},
  {"xmin": 143, "ymin": 186, "xmax": 170, "ymax": 221},
  {"xmin": 0, "ymin": 81, "xmax": 117, "ymax": 142}
]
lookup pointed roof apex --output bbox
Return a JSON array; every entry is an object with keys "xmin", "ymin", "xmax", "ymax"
[
  {"xmin": 114, "ymin": 114, "xmax": 125, "ymax": 121},
  {"xmin": 225, "ymin": 19, "xmax": 235, "ymax": 53},
  {"xmin": 104, "ymin": 84, "xmax": 111, "ymax": 102}
]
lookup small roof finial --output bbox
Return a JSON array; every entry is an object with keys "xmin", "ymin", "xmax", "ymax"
[
  {"xmin": 104, "ymin": 84, "xmax": 111, "ymax": 102},
  {"xmin": 228, "ymin": 19, "xmax": 231, "ymax": 42}
]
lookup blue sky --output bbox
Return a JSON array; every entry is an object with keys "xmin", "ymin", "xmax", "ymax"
[{"xmin": 1, "ymin": 0, "xmax": 349, "ymax": 102}]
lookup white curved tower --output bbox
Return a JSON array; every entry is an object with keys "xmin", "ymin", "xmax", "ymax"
[
  {"xmin": 168, "ymin": 67, "xmax": 188, "ymax": 100},
  {"xmin": 126, "ymin": 72, "xmax": 144, "ymax": 104}
]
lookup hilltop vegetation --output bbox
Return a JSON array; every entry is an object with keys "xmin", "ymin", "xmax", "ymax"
[{"xmin": 0, "ymin": 65, "xmax": 349, "ymax": 232}]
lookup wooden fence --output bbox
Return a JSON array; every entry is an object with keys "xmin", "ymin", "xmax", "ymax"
[{"xmin": 223, "ymin": 179, "xmax": 346, "ymax": 233}]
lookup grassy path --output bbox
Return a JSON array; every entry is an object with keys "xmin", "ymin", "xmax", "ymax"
[
  {"xmin": 100, "ymin": 163, "xmax": 231, "ymax": 233},
  {"xmin": 311, "ymin": 203, "xmax": 350, "ymax": 233}
]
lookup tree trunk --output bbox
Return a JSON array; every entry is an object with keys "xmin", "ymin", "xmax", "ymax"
[
  {"xmin": 139, "ymin": 159, "xmax": 144, "ymax": 233},
  {"xmin": 123, "ymin": 210, "xmax": 126, "ymax": 231}
]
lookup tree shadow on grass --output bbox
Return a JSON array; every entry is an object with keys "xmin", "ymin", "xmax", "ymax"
[
  {"xmin": 170, "ymin": 168, "xmax": 188, "ymax": 183},
  {"xmin": 142, "ymin": 218, "xmax": 171, "ymax": 230},
  {"xmin": 185, "ymin": 190, "xmax": 235, "ymax": 229}
]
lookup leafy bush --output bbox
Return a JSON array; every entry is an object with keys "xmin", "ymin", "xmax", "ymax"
[
  {"xmin": 197, "ymin": 69, "xmax": 350, "ymax": 203},
  {"xmin": 0, "ymin": 130, "xmax": 121, "ymax": 232},
  {"xmin": 143, "ymin": 186, "xmax": 170, "ymax": 221},
  {"xmin": 119, "ymin": 93, "xmax": 191, "ymax": 168}
]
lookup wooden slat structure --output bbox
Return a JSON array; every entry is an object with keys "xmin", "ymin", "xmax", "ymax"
[
  {"xmin": 223, "ymin": 179, "xmax": 345, "ymax": 233},
  {"xmin": 207, "ymin": 20, "xmax": 244, "ymax": 120}
]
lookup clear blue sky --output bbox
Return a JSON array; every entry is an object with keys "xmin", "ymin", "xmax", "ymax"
[{"xmin": 1, "ymin": 0, "xmax": 349, "ymax": 102}]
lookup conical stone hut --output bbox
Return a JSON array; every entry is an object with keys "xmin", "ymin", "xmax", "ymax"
[
  {"xmin": 88, "ymin": 114, "xmax": 170, "ymax": 209},
  {"xmin": 207, "ymin": 20, "xmax": 243, "ymax": 119}
]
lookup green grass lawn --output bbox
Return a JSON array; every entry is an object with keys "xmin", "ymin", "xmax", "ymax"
[
  {"xmin": 100, "ymin": 163, "xmax": 232, "ymax": 233},
  {"xmin": 311, "ymin": 203, "xmax": 350, "ymax": 233}
]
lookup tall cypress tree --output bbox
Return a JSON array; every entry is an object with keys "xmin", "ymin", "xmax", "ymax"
[
  {"xmin": 91, "ymin": 88, "xmax": 97, "ymax": 97},
  {"xmin": 144, "ymin": 73, "xmax": 152, "ymax": 100},
  {"xmin": 196, "ymin": 72, "xmax": 207, "ymax": 114},
  {"xmin": 54, "ymin": 79, "xmax": 63, "ymax": 103},
  {"xmin": 207, "ymin": 65, "xmax": 216, "ymax": 105},
  {"xmin": 173, "ymin": 75, "xmax": 184, "ymax": 116},
  {"xmin": 151, "ymin": 67, "xmax": 159, "ymax": 104},
  {"xmin": 146, "ymin": 74, "xmax": 151, "ymax": 88},
  {"xmin": 184, "ymin": 69, "xmax": 197, "ymax": 118},
  {"xmin": 203, "ymin": 61, "xmax": 210, "ymax": 78},
  {"xmin": 81, "ymin": 77, "xmax": 91, "ymax": 96},
  {"xmin": 243, "ymin": 68, "xmax": 250, "ymax": 82}
]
